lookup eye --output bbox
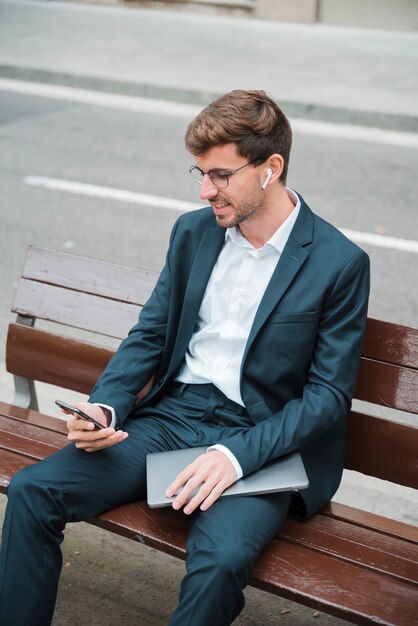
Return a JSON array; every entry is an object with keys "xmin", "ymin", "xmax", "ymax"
[{"xmin": 211, "ymin": 170, "xmax": 230, "ymax": 181}]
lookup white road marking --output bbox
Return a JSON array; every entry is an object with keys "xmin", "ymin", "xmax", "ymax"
[
  {"xmin": 24, "ymin": 175, "xmax": 418, "ymax": 254},
  {"xmin": 1, "ymin": 78, "xmax": 418, "ymax": 148},
  {"xmin": 291, "ymin": 118, "xmax": 418, "ymax": 149},
  {"xmin": 339, "ymin": 228, "xmax": 418, "ymax": 254},
  {"xmin": 0, "ymin": 78, "xmax": 201, "ymax": 118},
  {"xmin": 24, "ymin": 175, "xmax": 197, "ymax": 212}
]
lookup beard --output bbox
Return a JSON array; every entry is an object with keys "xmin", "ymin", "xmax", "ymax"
[{"xmin": 211, "ymin": 185, "xmax": 267, "ymax": 229}]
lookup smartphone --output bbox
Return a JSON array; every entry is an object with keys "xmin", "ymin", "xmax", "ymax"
[{"xmin": 55, "ymin": 400, "xmax": 106, "ymax": 430}]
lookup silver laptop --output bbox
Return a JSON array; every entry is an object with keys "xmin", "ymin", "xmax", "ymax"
[{"xmin": 146, "ymin": 447, "xmax": 309, "ymax": 508}]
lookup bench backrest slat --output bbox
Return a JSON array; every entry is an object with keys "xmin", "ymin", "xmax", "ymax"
[
  {"xmin": 356, "ymin": 358, "xmax": 418, "ymax": 413},
  {"xmin": 13, "ymin": 279, "xmax": 141, "ymax": 339},
  {"xmin": 20, "ymin": 245, "xmax": 158, "ymax": 304},
  {"xmin": 6, "ymin": 324, "xmax": 113, "ymax": 395},
  {"xmin": 363, "ymin": 318, "xmax": 418, "ymax": 369},
  {"xmin": 346, "ymin": 412, "xmax": 418, "ymax": 489}
]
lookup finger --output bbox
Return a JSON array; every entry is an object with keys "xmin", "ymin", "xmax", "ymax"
[
  {"xmin": 165, "ymin": 462, "xmax": 198, "ymax": 497},
  {"xmin": 165, "ymin": 472, "xmax": 190, "ymax": 498},
  {"xmin": 68, "ymin": 425, "xmax": 115, "ymax": 443},
  {"xmin": 67, "ymin": 417, "xmax": 96, "ymax": 432},
  {"xmin": 182, "ymin": 480, "xmax": 219, "ymax": 515},
  {"xmin": 171, "ymin": 474, "xmax": 205, "ymax": 510},
  {"xmin": 76, "ymin": 430, "xmax": 128, "ymax": 451},
  {"xmin": 82, "ymin": 430, "xmax": 128, "ymax": 452},
  {"xmin": 198, "ymin": 482, "xmax": 228, "ymax": 512},
  {"xmin": 185, "ymin": 473, "xmax": 236, "ymax": 514}
]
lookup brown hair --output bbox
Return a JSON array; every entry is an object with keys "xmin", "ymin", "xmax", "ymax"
[{"xmin": 185, "ymin": 90, "xmax": 292, "ymax": 184}]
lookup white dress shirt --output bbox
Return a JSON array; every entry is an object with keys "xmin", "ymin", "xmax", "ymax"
[{"xmin": 176, "ymin": 188, "xmax": 301, "ymax": 477}]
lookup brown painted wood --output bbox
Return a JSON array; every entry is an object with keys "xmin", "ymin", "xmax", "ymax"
[
  {"xmin": 0, "ymin": 416, "xmax": 67, "ymax": 448},
  {"xmin": 323, "ymin": 501, "xmax": 418, "ymax": 543},
  {"xmin": 279, "ymin": 515, "xmax": 418, "ymax": 584},
  {"xmin": 12, "ymin": 279, "xmax": 141, "ymax": 338},
  {"xmin": 0, "ymin": 448, "xmax": 36, "ymax": 492},
  {"xmin": 0, "ymin": 401, "xmax": 68, "ymax": 434},
  {"xmin": 0, "ymin": 429, "xmax": 61, "ymax": 460},
  {"xmin": 355, "ymin": 358, "xmax": 418, "ymax": 413},
  {"xmin": 251, "ymin": 540, "xmax": 418, "ymax": 626},
  {"xmin": 6, "ymin": 324, "xmax": 114, "ymax": 394},
  {"xmin": 92, "ymin": 501, "xmax": 189, "ymax": 557},
  {"xmin": 363, "ymin": 318, "xmax": 418, "ymax": 369},
  {"xmin": 345, "ymin": 411, "xmax": 418, "ymax": 489},
  {"xmin": 21, "ymin": 245, "xmax": 158, "ymax": 305}
]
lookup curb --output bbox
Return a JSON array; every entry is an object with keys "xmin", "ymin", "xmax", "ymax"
[{"xmin": 1, "ymin": 64, "xmax": 417, "ymax": 133}]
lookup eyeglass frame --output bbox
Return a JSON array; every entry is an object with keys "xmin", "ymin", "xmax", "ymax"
[{"xmin": 189, "ymin": 158, "xmax": 260, "ymax": 189}]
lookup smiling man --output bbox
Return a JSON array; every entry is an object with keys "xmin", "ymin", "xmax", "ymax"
[{"xmin": 0, "ymin": 90, "xmax": 370, "ymax": 626}]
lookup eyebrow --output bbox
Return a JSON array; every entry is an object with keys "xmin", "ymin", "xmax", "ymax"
[{"xmin": 197, "ymin": 166, "xmax": 234, "ymax": 173}]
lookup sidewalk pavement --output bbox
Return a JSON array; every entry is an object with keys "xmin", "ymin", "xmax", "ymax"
[{"xmin": 0, "ymin": 0, "xmax": 417, "ymax": 132}]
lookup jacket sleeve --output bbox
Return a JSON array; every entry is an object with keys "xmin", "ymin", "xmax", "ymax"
[
  {"xmin": 88, "ymin": 217, "xmax": 180, "ymax": 422},
  {"xmin": 222, "ymin": 249, "xmax": 370, "ymax": 476}
]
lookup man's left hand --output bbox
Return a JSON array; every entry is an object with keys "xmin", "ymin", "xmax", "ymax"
[{"xmin": 165, "ymin": 450, "xmax": 237, "ymax": 515}]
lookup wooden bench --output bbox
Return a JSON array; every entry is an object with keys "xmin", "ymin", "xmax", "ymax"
[{"xmin": 1, "ymin": 244, "xmax": 417, "ymax": 625}]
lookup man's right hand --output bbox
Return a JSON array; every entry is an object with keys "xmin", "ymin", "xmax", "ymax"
[{"xmin": 63, "ymin": 402, "xmax": 129, "ymax": 452}]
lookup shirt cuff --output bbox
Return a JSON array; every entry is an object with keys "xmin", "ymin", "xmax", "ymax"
[
  {"xmin": 92, "ymin": 403, "xmax": 117, "ymax": 428},
  {"xmin": 207, "ymin": 444, "xmax": 243, "ymax": 480}
]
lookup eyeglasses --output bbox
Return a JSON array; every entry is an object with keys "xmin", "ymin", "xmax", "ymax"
[{"xmin": 189, "ymin": 159, "xmax": 258, "ymax": 189}]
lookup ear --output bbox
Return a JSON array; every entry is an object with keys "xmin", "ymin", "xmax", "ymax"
[{"xmin": 265, "ymin": 154, "xmax": 285, "ymax": 185}]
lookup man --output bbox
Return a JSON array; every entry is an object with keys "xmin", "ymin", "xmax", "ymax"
[{"xmin": 0, "ymin": 90, "xmax": 370, "ymax": 625}]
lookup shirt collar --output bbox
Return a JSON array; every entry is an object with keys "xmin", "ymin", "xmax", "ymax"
[{"xmin": 225, "ymin": 187, "xmax": 301, "ymax": 256}]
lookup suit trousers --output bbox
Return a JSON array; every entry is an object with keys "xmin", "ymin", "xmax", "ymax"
[{"xmin": 0, "ymin": 384, "xmax": 291, "ymax": 626}]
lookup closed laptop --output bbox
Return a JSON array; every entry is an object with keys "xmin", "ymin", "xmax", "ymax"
[{"xmin": 147, "ymin": 447, "xmax": 309, "ymax": 508}]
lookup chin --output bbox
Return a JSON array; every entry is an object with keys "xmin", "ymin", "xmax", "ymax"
[{"xmin": 215, "ymin": 215, "xmax": 234, "ymax": 228}]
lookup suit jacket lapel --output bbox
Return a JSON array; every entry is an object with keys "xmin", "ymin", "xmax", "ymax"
[
  {"xmin": 168, "ymin": 225, "xmax": 225, "ymax": 375},
  {"xmin": 241, "ymin": 199, "xmax": 314, "ymax": 369}
]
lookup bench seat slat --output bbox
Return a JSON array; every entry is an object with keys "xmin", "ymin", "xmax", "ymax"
[
  {"xmin": 22, "ymin": 245, "xmax": 158, "ymax": 305},
  {"xmin": 13, "ymin": 279, "xmax": 140, "ymax": 339},
  {"xmin": 280, "ymin": 516, "xmax": 418, "ymax": 584},
  {"xmin": 6, "ymin": 325, "xmax": 113, "ymax": 394},
  {"xmin": 345, "ymin": 411, "xmax": 418, "ymax": 489},
  {"xmin": 0, "ymin": 401, "xmax": 68, "ymax": 434},
  {"xmin": 0, "ymin": 416, "xmax": 67, "ymax": 448},
  {"xmin": 93, "ymin": 501, "xmax": 189, "ymax": 556},
  {"xmin": 0, "ymin": 430, "xmax": 60, "ymax": 460},
  {"xmin": 323, "ymin": 501, "xmax": 418, "ymax": 543},
  {"xmin": 251, "ymin": 540, "xmax": 418, "ymax": 626},
  {"xmin": 0, "ymin": 449, "xmax": 36, "ymax": 490}
]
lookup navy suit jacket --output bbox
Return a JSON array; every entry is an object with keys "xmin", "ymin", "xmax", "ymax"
[{"xmin": 90, "ymin": 195, "xmax": 370, "ymax": 518}]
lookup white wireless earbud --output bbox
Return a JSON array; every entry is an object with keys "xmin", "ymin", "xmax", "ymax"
[{"xmin": 262, "ymin": 168, "xmax": 273, "ymax": 190}]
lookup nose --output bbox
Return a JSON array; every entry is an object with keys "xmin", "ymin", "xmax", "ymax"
[{"xmin": 200, "ymin": 174, "xmax": 218, "ymax": 201}]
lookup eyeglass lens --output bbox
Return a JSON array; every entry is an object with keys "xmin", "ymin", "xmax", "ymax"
[{"xmin": 190, "ymin": 167, "xmax": 229, "ymax": 188}]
